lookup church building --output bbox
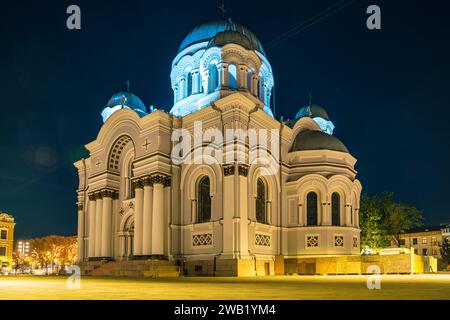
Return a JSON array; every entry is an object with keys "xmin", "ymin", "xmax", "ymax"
[{"xmin": 74, "ymin": 19, "xmax": 362, "ymax": 276}]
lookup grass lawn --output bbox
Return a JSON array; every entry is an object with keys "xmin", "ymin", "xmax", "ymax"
[{"xmin": 0, "ymin": 274, "xmax": 449, "ymax": 300}]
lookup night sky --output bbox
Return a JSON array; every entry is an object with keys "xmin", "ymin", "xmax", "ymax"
[{"xmin": 2, "ymin": 0, "xmax": 449, "ymax": 238}]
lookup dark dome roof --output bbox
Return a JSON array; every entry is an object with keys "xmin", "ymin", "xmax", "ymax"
[
  {"xmin": 295, "ymin": 104, "xmax": 330, "ymax": 121},
  {"xmin": 291, "ymin": 130, "xmax": 349, "ymax": 153},
  {"xmin": 208, "ymin": 30, "xmax": 253, "ymax": 51},
  {"xmin": 107, "ymin": 92, "xmax": 147, "ymax": 115},
  {"xmin": 179, "ymin": 19, "xmax": 266, "ymax": 56}
]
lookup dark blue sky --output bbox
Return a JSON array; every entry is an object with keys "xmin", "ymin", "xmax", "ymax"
[{"xmin": 1, "ymin": 0, "xmax": 449, "ymax": 238}]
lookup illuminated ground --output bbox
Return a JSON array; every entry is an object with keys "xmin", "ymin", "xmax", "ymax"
[{"xmin": 1, "ymin": 274, "xmax": 449, "ymax": 300}]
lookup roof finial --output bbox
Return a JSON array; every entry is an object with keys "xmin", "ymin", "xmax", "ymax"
[
  {"xmin": 126, "ymin": 80, "xmax": 130, "ymax": 93},
  {"xmin": 219, "ymin": 1, "xmax": 227, "ymax": 19}
]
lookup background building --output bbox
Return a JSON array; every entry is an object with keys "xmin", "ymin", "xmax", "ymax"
[
  {"xmin": 0, "ymin": 213, "xmax": 15, "ymax": 270},
  {"xmin": 391, "ymin": 224, "xmax": 450, "ymax": 270}
]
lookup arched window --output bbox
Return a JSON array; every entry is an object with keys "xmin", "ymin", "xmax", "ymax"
[
  {"xmin": 187, "ymin": 72, "xmax": 192, "ymax": 97},
  {"xmin": 332, "ymin": 192, "xmax": 340, "ymax": 226},
  {"xmin": 306, "ymin": 192, "xmax": 318, "ymax": 226},
  {"xmin": 208, "ymin": 63, "xmax": 219, "ymax": 93},
  {"xmin": 228, "ymin": 64, "xmax": 237, "ymax": 90},
  {"xmin": 256, "ymin": 178, "xmax": 267, "ymax": 224},
  {"xmin": 197, "ymin": 176, "xmax": 211, "ymax": 223}
]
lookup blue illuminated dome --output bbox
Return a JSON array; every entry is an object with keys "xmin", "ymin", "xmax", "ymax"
[
  {"xmin": 294, "ymin": 104, "xmax": 335, "ymax": 135},
  {"xmin": 101, "ymin": 92, "xmax": 149, "ymax": 123},
  {"xmin": 178, "ymin": 19, "xmax": 266, "ymax": 56},
  {"xmin": 295, "ymin": 104, "xmax": 330, "ymax": 121}
]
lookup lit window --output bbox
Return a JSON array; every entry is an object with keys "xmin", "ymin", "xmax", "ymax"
[
  {"xmin": 256, "ymin": 178, "xmax": 267, "ymax": 224},
  {"xmin": 422, "ymin": 238, "xmax": 427, "ymax": 244},
  {"xmin": 197, "ymin": 176, "xmax": 211, "ymax": 223},
  {"xmin": 0, "ymin": 230, "xmax": 7, "ymax": 240},
  {"xmin": 331, "ymin": 193, "xmax": 340, "ymax": 226},
  {"xmin": 432, "ymin": 248, "xmax": 437, "ymax": 255},
  {"xmin": 432, "ymin": 237, "xmax": 437, "ymax": 246},
  {"xmin": 306, "ymin": 192, "xmax": 318, "ymax": 226}
]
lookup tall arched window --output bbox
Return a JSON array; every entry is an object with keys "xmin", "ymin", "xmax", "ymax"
[
  {"xmin": 256, "ymin": 178, "xmax": 267, "ymax": 224},
  {"xmin": 187, "ymin": 72, "xmax": 193, "ymax": 97},
  {"xmin": 306, "ymin": 192, "xmax": 318, "ymax": 226},
  {"xmin": 197, "ymin": 176, "xmax": 211, "ymax": 223},
  {"xmin": 331, "ymin": 192, "xmax": 340, "ymax": 226},
  {"xmin": 228, "ymin": 64, "xmax": 237, "ymax": 90},
  {"xmin": 208, "ymin": 63, "xmax": 219, "ymax": 93}
]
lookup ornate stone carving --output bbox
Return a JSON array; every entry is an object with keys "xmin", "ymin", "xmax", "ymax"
[
  {"xmin": 334, "ymin": 236, "xmax": 344, "ymax": 247},
  {"xmin": 223, "ymin": 164, "xmax": 235, "ymax": 176},
  {"xmin": 255, "ymin": 234, "xmax": 270, "ymax": 247},
  {"xmin": 238, "ymin": 164, "xmax": 248, "ymax": 177},
  {"xmin": 306, "ymin": 235, "xmax": 319, "ymax": 248},
  {"xmin": 192, "ymin": 233, "xmax": 213, "ymax": 246},
  {"xmin": 88, "ymin": 188, "xmax": 118, "ymax": 200}
]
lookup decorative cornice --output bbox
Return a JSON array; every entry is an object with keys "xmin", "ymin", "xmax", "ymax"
[
  {"xmin": 223, "ymin": 164, "xmax": 235, "ymax": 176},
  {"xmin": 132, "ymin": 173, "xmax": 172, "ymax": 190},
  {"xmin": 88, "ymin": 188, "xmax": 119, "ymax": 201}
]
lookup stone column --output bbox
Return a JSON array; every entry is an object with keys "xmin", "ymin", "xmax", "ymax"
[
  {"xmin": 88, "ymin": 198, "xmax": 96, "ymax": 258},
  {"xmin": 101, "ymin": 192, "xmax": 113, "ymax": 258},
  {"xmin": 191, "ymin": 200, "xmax": 196, "ymax": 223},
  {"xmin": 345, "ymin": 204, "xmax": 352, "ymax": 226},
  {"xmin": 77, "ymin": 203, "xmax": 85, "ymax": 261},
  {"xmin": 142, "ymin": 181, "xmax": 153, "ymax": 256},
  {"xmin": 252, "ymin": 75, "xmax": 259, "ymax": 96},
  {"xmin": 217, "ymin": 62, "xmax": 229, "ymax": 89},
  {"xmin": 173, "ymin": 84, "xmax": 179, "ymax": 104},
  {"xmin": 191, "ymin": 69, "xmax": 200, "ymax": 94},
  {"xmin": 264, "ymin": 85, "xmax": 271, "ymax": 107},
  {"xmin": 94, "ymin": 196, "xmax": 103, "ymax": 257},
  {"xmin": 179, "ymin": 76, "xmax": 187, "ymax": 100},
  {"xmin": 222, "ymin": 165, "xmax": 235, "ymax": 256},
  {"xmin": 133, "ymin": 181, "xmax": 144, "ymax": 256},
  {"xmin": 238, "ymin": 65, "xmax": 248, "ymax": 90},
  {"xmin": 237, "ymin": 167, "xmax": 249, "ymax": 256},
  {"xmin": 151, "ymin": 181, "xmax": 165, "ymax": 255},
  {"xmin": 322, "ymin": 202, "xmax": 331, "ymax": 226}
]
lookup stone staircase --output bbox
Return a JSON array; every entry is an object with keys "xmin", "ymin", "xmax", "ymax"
[{"xmin": 86, "ymin": 259, "xmax": 180, "ymax": 278}]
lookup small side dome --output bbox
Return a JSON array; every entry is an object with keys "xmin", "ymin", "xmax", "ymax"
[
  {"xmin": 291, "ymin": 130, "xmax": 349, "ymax": 153},
  {"xmin": 106, "ymin": 92, "xmax": 147, "ymax": 115},
  {"xmin": 101, "ymin": 92, "xmax": 150, "ymax": 123},
  {"xmin": 207, "ymin": 30, "xmax": 254, "ymax": 51},
  {"xmin": 295, "ymin": 104, "xmax": 330, "ymax": 121},
  {"xmin": 293, "ymin": 104, "xmax": 335, "ymax": 135}
]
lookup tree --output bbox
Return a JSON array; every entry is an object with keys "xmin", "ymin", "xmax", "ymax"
[
  {"xmin": 359, "ymin": 194, "xmax": 389, "ymax": 249},
  {"xmin": 359, "ymin": 192, "xmax": 423, "ymax": 249},
  {"xmin": 441, "ymin": 238, "xmax": 450, "ymax": 268},
  {"xmin": 29, "ymin": 235, "xmax": 78, "ymax": 273}
]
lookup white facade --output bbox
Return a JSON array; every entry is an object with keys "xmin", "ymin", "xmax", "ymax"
[{"xmin": 74, "ymin": 20, "xmax": 362, "ymax": 276}]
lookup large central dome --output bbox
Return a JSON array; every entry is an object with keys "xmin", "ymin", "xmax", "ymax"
[{"xmin": 178, "ymin": 19, "xmax": 266, "ymax": 56}]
